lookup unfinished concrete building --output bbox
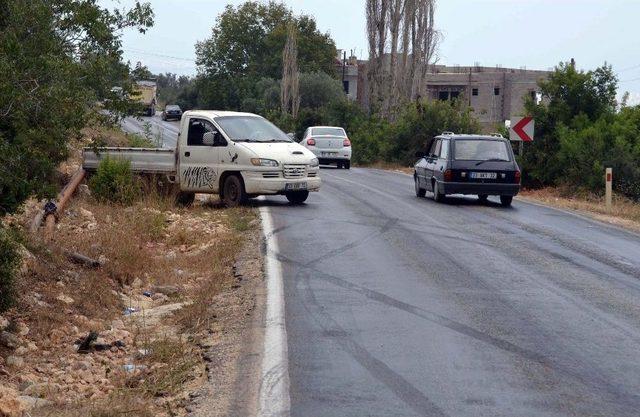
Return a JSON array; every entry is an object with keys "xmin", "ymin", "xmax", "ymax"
[{"xmin": 424, "ymin": 65, "xmax": 550, "ymax": 130}]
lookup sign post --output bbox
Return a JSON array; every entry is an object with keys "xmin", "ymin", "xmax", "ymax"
[
  {"xmin": 509, "ymin": 117, "xmax": 534, "ymax": 157},
  {"xmin": 605, "ymin": 168, "xmax": 613, "ymax": 211}
]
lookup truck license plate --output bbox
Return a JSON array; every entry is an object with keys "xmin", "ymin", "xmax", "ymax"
[
  {"xmin": 470, "ymin": 172, "xmax": 497, "ymax": 179},
  {"xmin": 285, "ymin": 182, "xmax": 307, "ymax": 191}
]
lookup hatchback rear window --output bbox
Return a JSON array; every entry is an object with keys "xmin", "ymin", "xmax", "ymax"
[
  {"xmin": 312, "ymin": 127, "xmax": 346, "ymax": 137},
  {"xmin": 454, "ymin": 140, "xmax": 511, "ymax": 161}
]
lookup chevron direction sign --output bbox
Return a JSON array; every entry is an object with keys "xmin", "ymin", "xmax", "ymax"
[{"xmin": 510, "ymin": 116, "xmax": 535, "ymax": 142}]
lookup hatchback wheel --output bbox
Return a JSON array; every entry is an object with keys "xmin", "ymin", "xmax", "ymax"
[
  {"xmin": 415, "ymin": 176, "xmax": 426, "ymax": 198},
  {"xmin": 286, "ymin": 191, "xmax": 309, "ymax": 204},
  {"xmin": 222, "ymin": 175, "xmax": 247, "ymax": 207},
  {"xmin": 433, "ymin": 180, "xmax": 445, "ymax": 202},
  {"xmin": 500, "ymin": 195, "xmax": 513, "ymax": 207}
]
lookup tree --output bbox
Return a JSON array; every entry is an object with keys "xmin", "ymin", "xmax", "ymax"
[
  {"xmin": 281, "ymin": 23, "xmax": 300, "ymax": 117},
  {"xmin": 520, "ymin": 61, "xmax": 619, "ymax": 188},
  {"xmin": 0, "ymin": 0, "xmax": 153, "ymax": 216},
  {"xmin": 299, "ymin": 72, "xmax": 345, "ymax": 109},
  {"xmin": 366, "ymin": 0, "xmax": 439, "ymax": 117},
  {"xmin": 195, "ymin": 1, "xmax": 336, "ymax": 110}
]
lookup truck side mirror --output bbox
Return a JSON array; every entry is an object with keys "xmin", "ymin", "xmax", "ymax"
[{"xmin": 202, "ymin": 131, "xmax": 215, "ymax": 146}]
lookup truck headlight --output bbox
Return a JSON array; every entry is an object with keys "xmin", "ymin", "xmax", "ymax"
[
  {"xmin": 310, "ymin": 158, "xmax": 319, "ymax": 167},
  {"xmin": 251, "ymin": 158, "xmax": 279, "ymax": 167}
]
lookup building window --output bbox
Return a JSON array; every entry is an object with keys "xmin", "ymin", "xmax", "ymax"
[
  {"xmin": 438, "ymin": 91, "xmax": 449, "ymax": 101},
  {"xmin": 494, "ymin": 87, "xmax": 500, "ymax": 96},
  {"xmin": 530, "ymin": 90, "xmax": 536, "ymax": 100},
  {"xmin": 450, "ymin": 91, "xmax": 460, "ymax": 100},
  {"xmin": 472, "ymin": 88, "xmax": 479, "ymax": 96},
  {"xmin": 343, "ymin": 80, "xmax": 350, "ymax": 94}
]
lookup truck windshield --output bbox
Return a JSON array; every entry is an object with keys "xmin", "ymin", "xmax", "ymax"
[
  {"xmin": 454, "ymin": 140, "xmax": 511, "ymax": 161},
  {"xmin": 215, "ymin": 116, "xmax": 292, "ymax": 143},
  {"xmin": 312, "ymin": 127, "xmax": 346, "ymax": 137}
]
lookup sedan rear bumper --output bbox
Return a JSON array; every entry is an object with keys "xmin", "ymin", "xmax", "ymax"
[{"xmin": 441, "ymin": 181, "xmax": 520, "ymax": 196}]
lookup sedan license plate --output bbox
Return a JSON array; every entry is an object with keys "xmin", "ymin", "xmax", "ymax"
[
  {"xmin": 285, "ymin": 182, "xmax": 307, "ymax": 191},
  {"xmin": 470, "ymin": 172, "xmax": 497, "ymax": 179},
  {"xmin": 321, "ymin": 151, "xmax": 337, "ymax": 156}
]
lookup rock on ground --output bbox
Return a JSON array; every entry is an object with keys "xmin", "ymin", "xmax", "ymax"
[{"xmin": 0, "ymin": 386, "xmax": 26, "ymax": 417}]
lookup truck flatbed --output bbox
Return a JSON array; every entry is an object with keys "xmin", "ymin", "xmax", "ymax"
[{"xmin": 82, "ymin": 147, "xmax": 176, "ymax": 174}]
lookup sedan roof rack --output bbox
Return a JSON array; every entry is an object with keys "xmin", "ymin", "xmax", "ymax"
[
  {"xmin": 441, "ymin": 131, "xmax": 455, "ymax": 136},
  {"xmin": 489, "ymin": 133, "xmax": 504, "ymax": 138}
]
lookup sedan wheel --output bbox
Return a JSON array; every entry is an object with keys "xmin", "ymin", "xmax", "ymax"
[
  {"xmin": 500, "ymin": 195, "xmax": 513, "ymax": 207},
  {"xmin": 415, "ymin": 176, "xmax": 426, "ymax": 198},
  {"xmin": 433, "ymin": 181, "xmax": 445, "ymax": 202}
]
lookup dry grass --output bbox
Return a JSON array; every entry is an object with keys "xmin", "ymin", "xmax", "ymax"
[
  {"xmin": 520, "ymin": 187, "xmax": 640, "ymax": 232},
  {"xmin": 363, "ymin": 161, "xmax": 414, "ymax": 175}
]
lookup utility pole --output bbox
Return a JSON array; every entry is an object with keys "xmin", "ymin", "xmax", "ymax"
[{"xmin": 342, "ymin": 50, "xmax": 347, "ymax": 94}]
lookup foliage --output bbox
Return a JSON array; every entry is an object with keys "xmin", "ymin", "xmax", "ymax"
[
  {"xmin": 518, "ymin": 61, "xmax": 640, "ymax": 200},
  {"xmin": 349, "ymin": 99, "xmax": 481, "ymax": 165},
  {"xmin": 0, "ymin": 226, "xmax": 20, "ymax": 313},
  {"xmin": 89, "ymin": 158, "xmax": 141, "ymax": 205},
  {"xmin": 193, "ymin": 1, "xmax": 336, "ymax": 110},
  {"xmin": 299, "ymin": 72, "xmax": 345, "ymax": 109},
  {"xmin": 0, "ymin": 0, "xmax": 153, "ymax": 216}
]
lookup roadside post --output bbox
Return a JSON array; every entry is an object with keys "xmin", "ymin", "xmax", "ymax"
[{"xmin": 605, "ymin": 168, "xmax": 613, "ymax": 211}]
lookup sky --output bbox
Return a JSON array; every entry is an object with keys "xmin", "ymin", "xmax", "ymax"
[{"xmin": 106, "ymin": 0, "xmax": 640, "ymax": 104}]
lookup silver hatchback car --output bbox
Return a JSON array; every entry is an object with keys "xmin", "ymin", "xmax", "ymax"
[{"xmin": 300, "ymin": 126, "xmax": 352, "ymax": 169}]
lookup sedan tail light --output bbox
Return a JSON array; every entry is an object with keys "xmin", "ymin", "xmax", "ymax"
[
  {"xmin": 307, "ymin": 138, "xmax": 316, "ymax": 146},
  {"xmin": 343, "ymin": 138, "xmax": 351, "ymax": 147},
  {"xmin": 514, "ymin": 170, "xmax": 521, "ymax": 183},
  {"xmin": 444, "ymin": 169, "xmax": 453, "ymax": 182}
]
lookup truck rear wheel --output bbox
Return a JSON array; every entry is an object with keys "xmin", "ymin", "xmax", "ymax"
[
  {"xmin": 285, "ymin": 191, "xmax": 309, "ymax": 204},
  {"xmin": 222, "ymin": 175, "xmax": 247, "ymax": 207},
  {"xmin": 176, "ymin": 192, "xmax": 195, "ymax": 207}
]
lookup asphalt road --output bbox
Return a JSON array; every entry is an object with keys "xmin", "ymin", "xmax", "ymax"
[
  {"xmin": 120, "ymin": 114, "xmax": 180, "ymax": 148},
  {"xmin": 262, "ymin": 167, "xmax": 640, "ymax": 417}
]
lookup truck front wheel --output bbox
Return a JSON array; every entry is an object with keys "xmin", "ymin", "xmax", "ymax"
[
  {"xmin": 222, "ymin": 175, "xmax": 247, "ymax": 207},
  {"xmin": 285, "ymin": 191, "xmax": 309, "ymax": 204}
]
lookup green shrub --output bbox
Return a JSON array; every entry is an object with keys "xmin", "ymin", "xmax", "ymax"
[
  {"xmin": 127, "ymin": 133, "xmax": 156, "ymax": 148},
  {"xmin": 0, "ymin": 226, "xmax": 20, "ymax": 313},
  {"xmin": 89, "ymin": 157, "xmax": 140, "ymax": 205}
]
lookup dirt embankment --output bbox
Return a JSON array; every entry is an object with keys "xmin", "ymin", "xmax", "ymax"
[{"xmin": 1, "ymin": 181, "xmax": 264, "ymax": 416}]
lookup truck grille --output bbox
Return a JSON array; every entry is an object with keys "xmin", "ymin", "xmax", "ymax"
[
  {"xmin": 283, "ymin": 165, "xmax": 306, "ymax": 179},
  {"xmin": 262, "ymin": 172, "xmax": 280, "ymax": 179}
]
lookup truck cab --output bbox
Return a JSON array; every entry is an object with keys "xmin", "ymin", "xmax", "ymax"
[{"xmin": 175, "ymin": 110, "xmax": 320, "ymax": 205}]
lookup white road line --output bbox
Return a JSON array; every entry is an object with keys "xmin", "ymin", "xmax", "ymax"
[{"xmin": 258, "ymin": 203, "xmax": 291, "ymax": 417}]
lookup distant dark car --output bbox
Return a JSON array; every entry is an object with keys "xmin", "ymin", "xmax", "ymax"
[
  {"xmin": 414, "ymin": 132, "xmax": 521, "ymax": 206},
  {"xmin": 161, "ymin": 105, "xmax": 182, "ymax": 121}
]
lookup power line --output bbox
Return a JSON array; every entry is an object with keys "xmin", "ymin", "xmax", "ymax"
[{"xmin": 123, "ymin": 48, "xmax": 196, "ymax": 63}]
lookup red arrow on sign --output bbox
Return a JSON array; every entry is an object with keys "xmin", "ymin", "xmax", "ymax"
[{"xmin": 512, "ymin": 116, "xmax": 534, "ymax": 142}]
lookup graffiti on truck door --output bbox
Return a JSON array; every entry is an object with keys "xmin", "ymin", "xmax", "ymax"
[{"xmin": 182, "ymin": 166, "xmax": 216, "ymax": 189}]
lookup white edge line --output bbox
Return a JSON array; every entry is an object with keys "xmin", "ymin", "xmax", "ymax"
[{"xmin": 258, "ymin": 202, "xmax": 291, "ymax": 417}]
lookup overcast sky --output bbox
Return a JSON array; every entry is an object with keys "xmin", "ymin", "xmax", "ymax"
[{"xmin": 107, "ymin": 0, "xmax": 640, "ymax": 103}]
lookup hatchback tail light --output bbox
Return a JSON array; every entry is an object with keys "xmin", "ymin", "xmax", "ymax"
[
  {"xmin": 514, "ymin": 170, "xmax": 521, "ymax": 183},
  {"xmin": 307, "ymin": 138, "xmax": 316, "ymax": 146},
  {"xmin": 343, "ymin": 138, "xmax": 351, "ymax": 147},
  {"xmin": 444, "ymin": 169, "xmax": 453, "ymax": 182}
]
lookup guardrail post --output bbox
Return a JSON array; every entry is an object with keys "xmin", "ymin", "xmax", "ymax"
[{"xmin": 605, "ymin": 167, "xmax": 613, "ymax": 211}]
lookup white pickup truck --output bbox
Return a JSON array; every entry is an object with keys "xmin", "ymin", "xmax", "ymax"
[{"xmin": 83, "ymin": 110, "xmax": 321, "ymax": 206}]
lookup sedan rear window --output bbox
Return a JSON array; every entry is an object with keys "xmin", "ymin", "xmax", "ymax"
[
  {"xmin": 454, "ymin": 140, "xmax": 511, "ymax": 161},
  {"xmin": 312, "ymin": 127, "xmax": 346, "ymax": 137}
]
